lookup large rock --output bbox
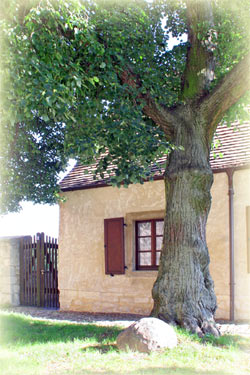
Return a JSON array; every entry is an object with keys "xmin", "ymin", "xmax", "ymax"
[{"xmin": 116, "ymin": 317, "xmax": 178, "ymax": 353}]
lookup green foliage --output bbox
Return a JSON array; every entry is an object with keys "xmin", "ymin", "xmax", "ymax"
[
  {"xmin": 212, "ymin": 0, "xmax": 250, "ymax": 82},
  {"xmin": 0, "ymin": 0, "xmax": 249, "ymax": 212}
]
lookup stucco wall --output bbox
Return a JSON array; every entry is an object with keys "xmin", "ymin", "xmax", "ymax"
[
  {"xmin": 233, "ymin": 169, "xmax": 250, "ymax": 320},
  {"xmin": 59, "ymin": 180, "xmax": 165, "ymax": 315},
  {"xmin": 59, "ymin": 170, "xmax": 250, "ymax": 320},
  {"xmin": 207, "ymin": 172, "xmax": 230, "ymax": 319}
]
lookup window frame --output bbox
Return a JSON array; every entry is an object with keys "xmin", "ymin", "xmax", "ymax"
[{"xmin": 135, "ymin": 219, "xmax": 164, "ymax": 270}]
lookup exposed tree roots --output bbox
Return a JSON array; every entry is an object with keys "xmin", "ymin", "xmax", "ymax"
[{"xmin": 154, "ymin": 312, "xmax": 221, "ymax": 338}]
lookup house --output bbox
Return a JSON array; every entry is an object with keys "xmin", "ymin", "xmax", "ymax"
[{"xmin": 59, "ymin": 122, "xmax": 250, "ymax": 321}]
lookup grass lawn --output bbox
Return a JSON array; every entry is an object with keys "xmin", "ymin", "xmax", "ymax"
[{"xmin": 0, "ymin": 311, "xmax": 249, "ymax": 375}]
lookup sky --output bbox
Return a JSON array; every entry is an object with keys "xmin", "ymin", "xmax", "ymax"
[
  {"xmin": 0, "ymin": 35, "xmax": 187, "ymax": 240},
  {"xmin": 0, "ymin": 202, "xmax": 60, "ymax": 238},
  {"xmin": 0, "ymin": 160, "xmax": 76, "ymax": 239}
]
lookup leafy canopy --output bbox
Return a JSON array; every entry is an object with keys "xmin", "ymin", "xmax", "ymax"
[{"xmin": 0, "ymin": 0, "xmax": 249, "ymax": 213}]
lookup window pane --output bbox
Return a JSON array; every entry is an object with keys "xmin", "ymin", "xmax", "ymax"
[
  {"xmin": 139, "ymin": 252, "xmax": 151, "ymax": 266},
  {"xmin": 156, "ymin": 236, "xmax": 163, "ymax": 250},
  {"xmin": 138, "ymin": 222, "xmax": 151, "ymax": 236},
  {"xmin": 156, "ymin": 251, "xmax": 161, "ymax": 265},
  {"xmin": 156, "ymin": 221, "xmax": 164, "ymax": 235},
  {"xmin": 139, "ymin": 237, "xmax": 151, "ymax": 251}
]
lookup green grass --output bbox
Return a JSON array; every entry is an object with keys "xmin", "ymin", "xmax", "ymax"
[{"xmin": 0, "ymin": 311, "xmax": 249, "ymax": 375}]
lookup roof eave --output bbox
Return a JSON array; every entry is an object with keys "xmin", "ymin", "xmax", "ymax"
[{"xmin": 60, "ymin": 163, "xmax": 250, "ymax": 192}]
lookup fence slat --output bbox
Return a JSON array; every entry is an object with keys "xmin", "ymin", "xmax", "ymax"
[
  {"xmin": 44, "ymin": 235, "xmax": 47, "ymax": 307},
  {"xmin": 48, "ymin": 238, "xmax": 50, "ymax": 308},
  {"xmin": 28, "ymin": 239, "xmax": 31, "ymax": 305},
  {"xmin": 25, "ymin": 240, "xmax": 28, "ymax": 304},
  {"xmin": 44, "ymin": 238, "xmax": 46, "ymax": 307},
  {"xmin": 20, "ymin": 239, "xmax": 24, "ymax": 305},
  {"xmin": 51, "ymin": 238, "xmax": 54, "ymax": 307},
  {"xmin": 41, "ymin": 233, "xmax": 45, "ymax": 307},
  {"xmin": 36, "ymin": 233, "xmax": 41, "ymax": 307},
  {"xmin": 32, "ymin": 238, "xmax": 35, "ymax": 306},
  {"xmin": 48, "ymin": 237, "xmax": 51, "ymax": 308},
  {"xmin": 34, "ymin": 235, "xmax": 36, "ymax": 306},
  {"xmin": 55, "ymin": 238, "xmax": 58, "ymax": 308}
]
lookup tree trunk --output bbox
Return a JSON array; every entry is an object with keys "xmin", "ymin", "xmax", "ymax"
[{"xmin": 151, "ymin": 105, "xmax": 220, "ymax": 337}]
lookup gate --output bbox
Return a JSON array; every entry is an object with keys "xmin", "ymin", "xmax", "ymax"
[{"xmin": 20, "ymin": 233, "xmax": 59, "ymax": 308}]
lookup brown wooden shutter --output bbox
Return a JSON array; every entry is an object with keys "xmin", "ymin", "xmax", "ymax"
[{"xmin": 104, "ymin": 218, "xmax": 125, "ymax": 275}]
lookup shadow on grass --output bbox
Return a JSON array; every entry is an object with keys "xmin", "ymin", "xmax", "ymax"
[
  {"xmin": 0, "ymin": 313, "xmax": 122, "ymax": 346},
  {"xmin": 57, "ymin": 367, "xmax": 237, "ymax": 375},
  {"xmin": 1, "ymin": 312, "xmax": 249, "ymax": 353},
  {"xmin": 175, "ymin": 326, "xmax": 250, "ymax": 350},
  {"xmin": 205, "ymin": 333, "xmax": 250, "ymax": 350}
]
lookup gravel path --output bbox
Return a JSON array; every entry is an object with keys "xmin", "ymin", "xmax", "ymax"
[
  {"xmin": 3, "ymin": 306, "xmax": 250, "ymax": 336},
  {"xmin": 2, "ymin": 306, "xmax": 144, "ymax": 327}
]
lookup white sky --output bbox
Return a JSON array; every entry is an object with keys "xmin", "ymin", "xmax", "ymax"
[
  {"xmin": 0, "ymin": 160, "xmax": 76, "ymax": 239},
  {"xmin": 0, "ymin": 35, "xmax": 187, "ymax": 240},
  {"xmin": 0, "ymin": 202, "xmax": 60, "ymax": 238}
]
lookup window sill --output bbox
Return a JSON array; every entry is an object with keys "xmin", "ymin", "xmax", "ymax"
[{"xmin": 126, "ymin": 269, "xmax": 159, "ymax": 277}]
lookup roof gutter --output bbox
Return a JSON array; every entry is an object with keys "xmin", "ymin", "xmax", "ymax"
[{"xmin": 226, "ymin": 168, "xmax": 235, "ymax": 322}]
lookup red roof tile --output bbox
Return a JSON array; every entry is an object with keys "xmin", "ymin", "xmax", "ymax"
[{"xmin": 60, "ymin": 121, "xmax": 250, "ymax": 191}]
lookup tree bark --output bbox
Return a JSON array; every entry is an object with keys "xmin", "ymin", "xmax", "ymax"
[
  {"xmin": 200, "ymin": 52, "xmax": 250, "ymax": 141},
  {"xmin": 151, "ymin": 104, "xmax": 220, "ymax": 337},
  {"xmin": 181, "ymin": 0, "xmax": 216, "ymax": 100}
]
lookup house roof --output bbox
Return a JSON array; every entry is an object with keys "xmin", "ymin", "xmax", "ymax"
[{"xmin": 60, "ymin": 121, "xmax": 250, "ymax": 192}]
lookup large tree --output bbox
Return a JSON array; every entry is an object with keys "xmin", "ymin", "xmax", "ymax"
[{"xmin": 0, "ymin": 0, "xmax": 250, "ymax": 335}]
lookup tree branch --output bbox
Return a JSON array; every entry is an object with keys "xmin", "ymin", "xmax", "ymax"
[
  {"xmin": 120, "ymin": 67, "xmax": 175, "ymax": 140},
  {"xmin": 181, "ymin": 0, "xmax": 216, "ymax": 100},
  {"xmin": 95, "ymin": 30, "xmax": 175, "ymax": 140},
  {"xmin": 200, "ymin": 52, "xmax": 250, "ymax": 139}
]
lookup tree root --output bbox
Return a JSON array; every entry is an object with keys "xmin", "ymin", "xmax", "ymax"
[
  {"xmin": 182, "ymin": 318, "xmax": 221, "ymax": 338},
  {"xmin": 156, "ymin": 313, "xmax": 221, "ymax": 337}
]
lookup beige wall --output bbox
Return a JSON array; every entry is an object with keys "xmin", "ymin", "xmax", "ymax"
[
  {"xmin": 207, "ymin": 172, "xmax": 230, "ymax": 319},
  {"xmin": 59, "ymin": 180, "xmax": 164, "ymax": 315},
  {"xmin": 59, "ymin": 169, "xmax": 250, "ymax": 321},
  {"xmin": 233, "ymin": 169, "xmax": 250, "ymax": 320}
]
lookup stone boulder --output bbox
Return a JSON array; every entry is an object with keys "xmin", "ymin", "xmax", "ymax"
[{"xmin": 116, "ymin": 317, "xmax": 178, "ymax": 353}]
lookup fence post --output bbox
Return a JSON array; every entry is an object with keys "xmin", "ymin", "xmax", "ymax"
[
  {"xmin": 19, "ymin": 237, "xmax": 24, "ymax": 305},
  {"xmin": 40, "ymin": 233, "xmax": 45, "ymax": 307},
  {"xmin": 36, "ymin": 232, "xmax": 45, "ymax": 307},
  {"xmin": 36, "ymin": 233, "xmax": 41, "ymax": 307}
]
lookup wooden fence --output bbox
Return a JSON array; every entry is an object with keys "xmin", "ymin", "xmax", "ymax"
[{"xmin": 20, "ymin": 233, "xmax": 59, "ymax": 308}]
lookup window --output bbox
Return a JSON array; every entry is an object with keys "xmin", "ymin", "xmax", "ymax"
[{"xmin": 136, "ymin": 219, "xmax": 164, "ymax": 270}]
